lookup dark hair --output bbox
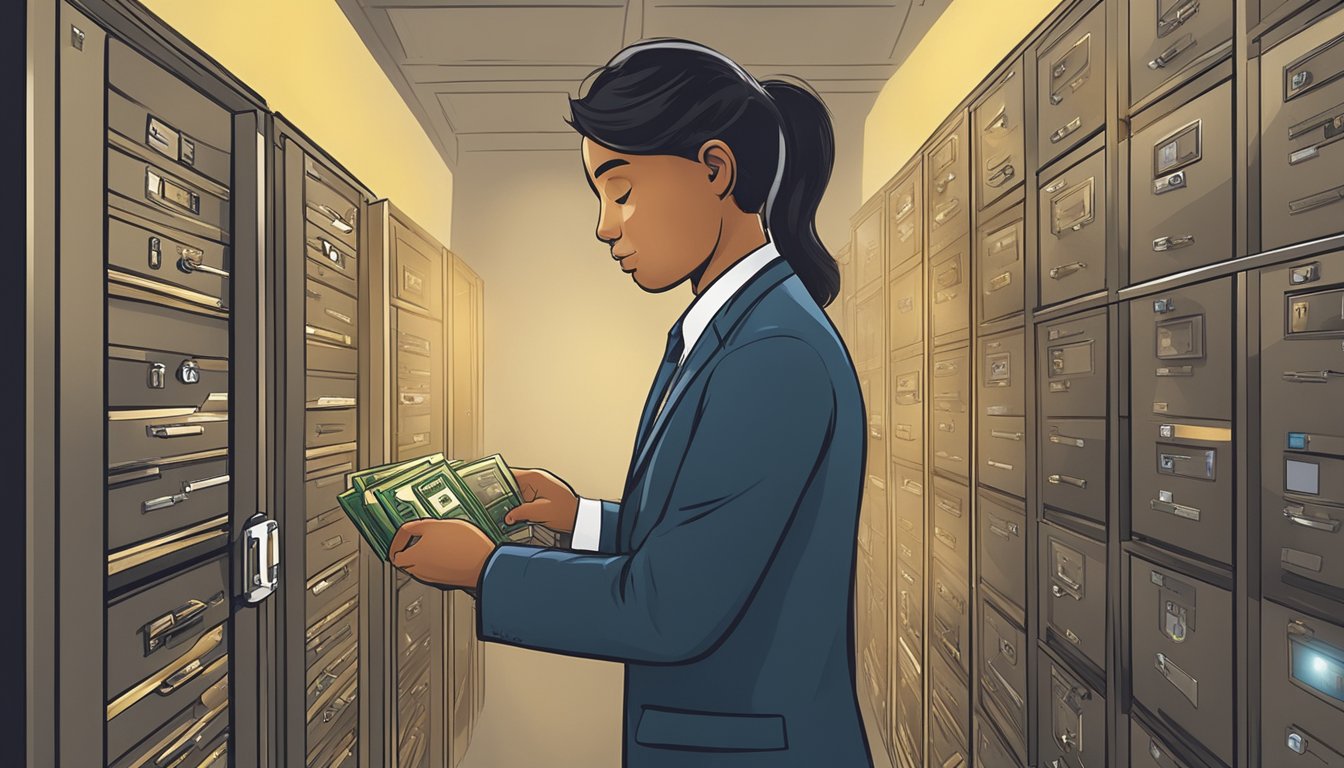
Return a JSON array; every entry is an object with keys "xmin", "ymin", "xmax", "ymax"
[{"xmin": 567, "ymin": 39, "xmax": 840, "ymax": 307}]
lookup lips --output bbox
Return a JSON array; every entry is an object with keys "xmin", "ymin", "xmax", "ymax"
[{"xmin": 614, "ymin": 251, "xmax": 636, "ymax": 271}]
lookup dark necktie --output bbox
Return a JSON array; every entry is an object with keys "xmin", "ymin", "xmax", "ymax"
[{"xmin": 630, "ymin": 320, "xmax": 684, "ymax": 473}]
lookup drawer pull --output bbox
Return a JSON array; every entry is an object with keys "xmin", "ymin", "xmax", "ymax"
[
  {"xmin": 900, "ymin": 479, "xmax": 923, "ymax": 496},
  {"xmin": 1284, "ymin": 504, "xmax": 1341, "ymax": 532},
  {"xmin": 1153, "ymin": 234, "xmax": 1195, "ymax": 252},
  {"xmin": 142, "ymin": 492, "xmax": 187, "ymax": 512},
  {"xmin": 1049, "ymin": 262, "xmax": 1086, "ymax": 280},
  {"xmin": 1048, "ymin": 473, "xmax": 1087, "ymax": 489},
  {"xmin": 406, "ymin": 598, "xmax": 423, "ymax": 616},
  {"xmin": 934, "ymin": 171, "xmax": 957, "ymax": 194},
  {"xmin": 145, "ymin": 167, "xmax": 200, "ymax": 216},
  {"xmin": 1157, "ymin": 0, "xmax": 1199, "ymax": 37},
  {"xmin": 983, "ymin": 104, "xmax": 1009, "ymax": 134},
  {"xmin": 322, "ymin": 535, "xmax": 345, "ymax": 550},
  {"xmin": 148, "ymin": 424, "xmax": 205, "ymax": 438},
  {"xmin": 311, "ymin": 565, "xmax": 352, "ymax": 596},
  {"xmin": 990, "ymin": 663, "xmax": 1025, "ymax": 707},
  {"xmin": 108, "ymin": 268, "xmax": 224, "ymax": 312},
  {"xmin": 108, "ymin": 626, "xmax": 224, "ymax": 720},
  {"xmin": 1148, "ymin": 32, "xmax": 1196, "ymax": 70},
  {"xmin": 153, "ymin": 699, "xmax": 227, "ymax": 768},
  {"xmin": 936, "ymin": 497, "xmax": 963, "ymax": 517},
  {"xmin": 1155, "ymin": 652, "xmax": 1199, "ymax": 706},
  {"xmin": 932, "ymin": 199, "xmax": 961, "ymax": 225},
  {"xmin": 991, "ymin": 430, "xmax": 1024, "ymax": 441},
  {"xmin": 315, "ymin": 203, "xmax": 355, "ymax": 234},
  {"xmin": 986, "ymin": 162, "xmax": 1016, "ymax": 186},
  {"xmin": 306, "ymin": 325, "xmax": 352, "ymax": 346},
  {"xmin": 1289, "ymin": 185, "xmax": 1344, "ymax": 216},
  {"xmin": 1282, "ymin": 369, "xmax": 1344, "ymax": 383},
  {"xmin": 1152, "ymin": 498, "xmax": 1201, "ymax": 521},
  {"xmin": 1049, "ymin": 116, "xmax": 1082, "ymax": 144},
  {"xmin": 176, "ymin": 247, "xmax": 230, "ymax": 279},
  {"xmin": 314, "ymin": 670, "xmax": 339, "ymax": 696},
  {"xmin": 144, "ymin": 596, "xmax": 219, "ymax": 653},
  {"xmin": 989, "ymin": 519, "xmax": 1019, "ymax": 539},
  {"xmin": 314, "ymin": 423, "xmax": 347, "ymax": 435}
]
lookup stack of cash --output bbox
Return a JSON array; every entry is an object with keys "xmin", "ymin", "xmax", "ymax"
[{"xmin": 336, "ymin": 452, "xmax": 557, "ymax": 561}]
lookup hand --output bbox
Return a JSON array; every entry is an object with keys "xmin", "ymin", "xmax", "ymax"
[
  {"xmin": 507, "ymin": 467, "xmax": 580, "ymax": 534},
  {"xmin": 388, "ymin": 519, "xmax": 495, "ymax": 590}
]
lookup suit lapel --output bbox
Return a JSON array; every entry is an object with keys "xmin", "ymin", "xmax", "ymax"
[{"xmin": 620, "ymin": 257, "xmax": 796, "ymax": 550}]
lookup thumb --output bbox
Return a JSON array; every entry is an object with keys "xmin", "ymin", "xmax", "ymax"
[{"xmin": 505, "ymin": 499, "xmax": 549, "ymax": 525}]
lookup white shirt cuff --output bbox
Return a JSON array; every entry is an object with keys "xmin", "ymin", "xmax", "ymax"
[{"xmin": 570, "ymin": 496, "xmax": 603, "ymax": 552}]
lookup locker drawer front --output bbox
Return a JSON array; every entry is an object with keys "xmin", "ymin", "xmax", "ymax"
[
  {"xmin": 398, "ymin": 578, "xmax": 437, "ymax": 641},
  {"xmin": 980, "ymin": 323, "xmax": 1026, "ymax": 419},
  {"xmin": 307, "ymin": 372, "xmax": 357, "ymax": 409},
  {"xmin": 308, "ymin": 675, "xmax": 358, "ymax": 757},
  {"xmin": 1261, "ymin": 7, "xmax": 1344, "ymax": 250},
  {"xmin": 306, "ymin": 554, "xmax": 360, "ymax": 626},
  {"xmin": 926, "ymin": 118, "xmax": 970, "ymax": 257},
  {"xmin": 108, "ymin": 671, "xmax": 229, "ymax": 768},
  {"xmin": 1261, "ymin": 601, "xmax": 1344, "ymax": 768},
  {"xmin": 1130, "ymin": 277, "xmax": 1234, "ymax": 420},
  {"xmin": 896, "ymin": 556, "xmax": 924, "ymax": 652},
  {"xmin": 864, "ymin": 374, "xmax": 887, "ymax": 482},
  {"xmin": 108, "ymin": 214, "xmax": 230, "ymax": 309},
  {"xmin": 314, "ymin": 728, "xmax": 358, "ymax": 768},
  {"xmin": 1041, "ymin": 417, "xmax": 1107, "ymax": 524},
  {"xmin": 391, "ymin": 219, "xmax": 444, "ymax": 318},
  {"xmin": 306, "ymin": 163, "xmax": 361, "ymax": 251},
  {"xmin": 306, "ymin": 635, "xmax": 358, "ymax": 714},
  {"xmin": 892, "ymin": 461, "xmax": 924, "ymax": 546},
  {"xmin": 980, "ymin": 597, "xmax": 1028, "ymax": 761},
  {"xmin": 1131, "ymin": 715, "xmax": 1196, "ymax": 767},
  {"xmin": 1130, "ymin": 0, "xmax": 1232, "ymax": 106},
  {"xmin": 855, "ymin": 288, "xmax": 885, "ymax": 370},
  {"xmin": 306, "ymin": 281, "xmax": 359, "ymax": 348},
  {"xmin": 307, "ymin": 599, "xmax": 359, "ymax": 670},
  {"xmin": 108, "ymin": 455, "xmax": 230, "ymax": 553},
  {"xmin": 978, "ymin": 489, "xmax": 1027, "ymax": 614},
  {"xmin": 1132, "ymin": 419, "xmax": 1234, "ymax": 564},
  {"xmin": 889, "ymin": 355, "xmax": 923, "ymax": 466},
  {"xmin": 400, "ymin": 628, "xmax": 435, "ymax": 680},
  {"xmin": 978, "ymin": 202, "xmax": 1026, "ymax": 323},
  {"xmin": 306, "ymin": 456, "xmax": 356, "ymax": 523},
  {"xmin": 1037, "ymin": 1, "xmax": 1107, "ymax": 167},
  {"xmin": 888, "ymin": 256, "xmax": 923, "ymax": 353},
  {"xmin": 1130, "ymin": 557, "xmax": 1234, "ymax": 765},
  {"xmin": 1260, "ymin": 254, "xmax": 1344, "ymax": 606},
  {"xmin": 930, "ymin": 679, "xmax": 970, "ymax": 768},
  {"xmin": 1129, "ymin": 80, "xmax": 1235, "ymax": 284},
  {"xmin": 931, "ymin": 477, "xmax": 971, "ymax": 576},
  {"xmin": 888, "ymin": 169, "xmax": 921, "ymax": 269},
  {"xmin": 109, "ymin": 295, "xmax": 228, "ymax": 361},
  {"xmin": 930, "ymin": 233, "xmax": 971, "ymax": 344},
  {"xmin": 108, "ymin": 409, "xmax": 229, "ymax": 472},
  {"xmin": 1040, "ymin": 309, "xmax": 1108, "ymax": 418},
  {"xmin": 931, "ymin": 556, "xmax": 971, "ymax": 675},
  {"xmin": 106, "ymin": 556, "xmax": 230, "ymax": 704},
  {"xmin": 981, "ymin": 415, "xmax": 1027, "ymax": 498},
  {"xmin": 976, "ymin": 714, "xmax": 1024, "ymax": 768},
  {"xmin": 895, "ymin": 644, "xmax": 924, "ymax": 768},
  {"xmin": 1043, "ymin": 522, "xmax": 1107, "ymax": 668},
  {"xmin": 307, "ymin": 514, "xmax": 358, "ymax": 579},
  {"xmin": 307, "ymin": 337, "xmax": 358, "ymax": 376},
  {"xmin": 896, "ymin": 530, "xmax": 924, "ymax": 577},
  {"xmin": 305, "ymin": 406, "xmax": 357, "ymax": 450},
  {"xmin": 932, "ymin": 347, "xmax": 971, "ymax": 479},
  {"xmin": 1039, "ymin": 655, "xmax": 1106, "ymax": 768},
  {"xmin": 1039, "ymin": 146, "xmax": 1107, "ymax": 306},
  {"xmin": 109, "ymin": 346, "xmax": 228, "ymax": 410},
  {"xmin": 108, "ymin": 146, "xmax": 230, "ymax": 243},
  {"xmin": 975, "ymin": 60, "xmax": 1026, "ymax": 209},
  {"xmin": 306, "ymin": 223, "xmax": 358, "ymax": 298},
  {"xmin": 853, "ymin": 205, "xmax": 884, "ymax": 291}
]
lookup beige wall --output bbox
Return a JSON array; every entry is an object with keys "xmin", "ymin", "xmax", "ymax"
[
  {"xmin": 862, "ymin": 0, "xmax": 1060, "ymax": 199},
  {"xmin": 140, "ymin": 0, "xmax": 454, "ymax": 246}
]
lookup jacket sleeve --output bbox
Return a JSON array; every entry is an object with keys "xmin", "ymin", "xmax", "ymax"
[
  {"xmin": 598, "ymin": 499, "xmax": 621, "ymax": 553},
  {"xmin": 475, "ymin": 336, "xmax": 836, "ymax": 664}
]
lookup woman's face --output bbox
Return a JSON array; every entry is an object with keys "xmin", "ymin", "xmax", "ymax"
[{"xmin": 582, "ymin": 137, "xmax": 730, "ymax": 292}]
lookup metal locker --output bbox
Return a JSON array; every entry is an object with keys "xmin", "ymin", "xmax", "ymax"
[
  {"xmin": 1038, "ymin": 654, "xmax": 1107, "ymax": 768},
  {"xmin": 1132, "ymin": 419, "xmax": 1234, "ymax": 563},
  {"xmin": 977, "ymin": 199, "xmax": 1027, "ymax": 324},
  {"xmin": 973, "ymin": 59, "xmax": 1026, "ymax": 209},
  {"xmin": 1037, "ymin": 0, "xmax": 1107, "ymax": 168},
  {"xmin": 1130, "ymin": 278, "xmax": 1234, "ymax": 422},
  {"xmin": 888, "ymin": 163, "xmax": 922, "ymax": 270},
  {"xmin": 979, "ymin": 327, "xmax": 1027, "ymax": 498},
  {"xmin": 929, "ymin": 654, "xmax": 971, "ymax": 767},
  {"xmin": 1129, "ymin": 0, "xmax": 1233, "ymax": 106},
  {"xmin": 1042, "ymin": 521, "xmax": 1108, "ymax": 669},
  {"xmin": 892, "ymin": 460, "xmax": 924, "ymax": 547},
  {"xmin": 1131, "ymin": 715, "xmax": 1196, "ymax": 768},
  {"xmin": 933, "ymin": 346, "xmax": 971, "ymax": 479},
  {"xmin": 1260, "ymin": 6, "xmax": 1344, "ymax": 250},
  {"xmin": 1129, "ymin": 79, "xmax": 1235, "ymax": 285},
  {"xmin": 930, "ymin": 233, "xmax": 972, "ymax": 345},
  {"xmin": 856, "ymin": 285, "xmax": 886, "ymax": 371},
  {"xmin": 1040, "ymin": 309, "xmax": 1108, "ymax": 418},
  {"xmin": 975, "ymin": 713, "xmax": 1025, "ymax": 768},
  {"xmin": 866, "ymin": 369, "xmax": 888, "ymax": 484},
  {"xmin": 854, "ymin": 201, "xmax": 885, "ymax": 292},
  {"xmin": 926, "ymin": 116, "xmax": 970, "ymax": 258},
  {"xmin": 1129, "ymin": 557, "xmax": 1235, "ymax": 766},
  {"xmin": 978, "ymin": 488, "xmax": 1028, "ymax": 618},
  {"xmin": 932, "ymin": 476, "xmax": 971, "ymax": 577},
  {"xmin": 1038, "ymin": 145, "xmax": 1107, "ymax": 306},
  {"xmin": 888, "ymin": 256, "xmax": 923, "ymax": 354},
  {"xmin": 895, "ymin": 640, "xmax": 924, "ymax": 768},
  {"xmin": 1260, "ymin": 254, "xmax": 1344, "ymax": 612},
  {"xmin": 1261, "ymin": 600, "xmax": 1344, "ymax": 768},
  {"xmin": 1041, "ymin": 417, "xmax": 1108, "ymax": 524},
  {"xmin": 931, "ymin": 555, "xmax": 971, "ymax": 676},
  {"xmin": 896, "ymin": 546, "xmax": 924, "ymax": 657},
  {"xmin": 980, "ymin": 597, "xmax": 1028, "ymax": 764},
  {"xmin": 889, "ymin": 353, "xmax": 923, "ymax": 466}
]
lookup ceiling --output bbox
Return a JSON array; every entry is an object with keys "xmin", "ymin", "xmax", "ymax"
[{"xmin": 339, "ymin": 0, "xmax": 952, "ymax": 168}]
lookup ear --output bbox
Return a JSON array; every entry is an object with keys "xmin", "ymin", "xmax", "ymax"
[{"xmin": 698, "ymin": 140, "xmax": 737, "ymax": 201}]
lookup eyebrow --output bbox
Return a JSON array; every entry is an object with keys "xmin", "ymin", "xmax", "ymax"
[{"xmin": 593, "ymin": 158, "xmax": 629, "ymax": 179}]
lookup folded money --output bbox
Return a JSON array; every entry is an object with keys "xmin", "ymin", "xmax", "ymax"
[{"xmin": 336, "ymin": 452, "xmax": 555, "ymax": 561}]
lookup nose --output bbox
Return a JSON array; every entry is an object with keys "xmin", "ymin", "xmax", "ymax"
[{"xmin": 595, "ymin": 199, "xmax": 621, "ymax": 246}]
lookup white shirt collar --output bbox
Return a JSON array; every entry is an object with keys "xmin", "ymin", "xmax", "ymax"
[{"xmin": 677, "ymin": 240, "xmax": 782, "ymax": 365}]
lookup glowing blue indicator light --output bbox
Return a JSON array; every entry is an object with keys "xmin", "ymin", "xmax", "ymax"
[{"xmin": 1289, "ymin": 433, "xmax": 1308, "ymax": 450}]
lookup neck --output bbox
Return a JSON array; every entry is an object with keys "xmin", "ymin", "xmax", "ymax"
[{"xmin": 691, "ymin": 212, "xmax": 769, "ymax": 295}]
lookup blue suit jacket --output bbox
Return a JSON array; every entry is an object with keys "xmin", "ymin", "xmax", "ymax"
[{"xmin": 477, "ymin": 256, "xmax": 873, "ymax": 767}]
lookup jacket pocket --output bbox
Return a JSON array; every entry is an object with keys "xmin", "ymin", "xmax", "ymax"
[{"xmin": 634, "ymin": 705, "xmax": 788, "ymax": 752}]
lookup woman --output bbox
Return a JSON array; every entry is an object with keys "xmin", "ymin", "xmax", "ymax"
[{"xmin": 388, "ymin": 38, "xmax": 872, "ymax": 767}]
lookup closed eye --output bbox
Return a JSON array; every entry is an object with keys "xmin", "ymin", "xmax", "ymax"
[{"xmin": 616, "ymin": 189, "xmax": 631, "ymax": 205}]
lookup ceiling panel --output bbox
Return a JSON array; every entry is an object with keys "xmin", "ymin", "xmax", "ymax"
[
  {"xmin": 643, "ymin": 3, "xmax": 907, "ymax": 65},
  {"xmin": 388, "ymin": 6, "xmax": 625, "ymax": 63},
  {"xmin": 437, "ymin": 90, "xmax": 576, "ymax": 134}
]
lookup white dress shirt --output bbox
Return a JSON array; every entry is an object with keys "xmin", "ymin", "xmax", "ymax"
[{"xmin": 569, "ymin": 240, "xmax": 784, "ymax": 551}]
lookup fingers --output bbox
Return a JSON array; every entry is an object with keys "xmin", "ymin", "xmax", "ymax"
[
  {"xmin": 504, "ymin": 499, "xmax": 548, "ymax": 526},
  {"xmin": 388, "ymin": 519, "xmax": 434, "ymax": 560}
]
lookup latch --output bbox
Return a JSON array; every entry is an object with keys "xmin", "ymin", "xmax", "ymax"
[{"xmin": 244, "ymin": 513, "xmax": 280, "ymax": 604}]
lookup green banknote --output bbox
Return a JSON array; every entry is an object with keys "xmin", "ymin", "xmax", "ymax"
[{"xmin": 453, "ymin": 454, "xmax": 527, "ymax": 541}]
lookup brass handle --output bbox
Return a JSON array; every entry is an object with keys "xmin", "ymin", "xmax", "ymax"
[
  {"xmin": 144, "ymin": 597, "xmax": 211, "ymax": 653},
  {"xmin": 1148, "ymin": 33, "xmax": 1196, "ymax": 69},
  {"xmin": 311, "ymin": 565, "xmax": 352, "ymax": 596},
  {"xmin": 322, "ymin": 535, "xmax": 345, "ymax": 550},
  {"xmin": 1049, "ymin": 116, "xmax": 1082, "ymax": 144},
  {"xmin": 305, "ymin": 325, "xmax": 352, "ymax": 346},
  {"xmin": 1049, "ymin": 262, "xmax": 1086, "ymax": 280},
  {"xmin": 935, "ymin": 171, "xmax": 956, "ymax": 194},
  {"xmin": 983, "ymin": 104, "xmax": 1009, "ymax": 133},
  {"xmin": 1048, "ymin": 473, "xmax": 1087, "ymax": 489},
  {"xmin": 991, "ymin": 430, "xmax": 1023, "ymax": 441},
  {"xmin": 148, "ymin": 424, "xmax": 205, "ymax": 438},
  {"xmin": 1153, "ymin": 234, "xmax": 1196, "ymax": 252},
  {"xmin": 987, "ymin": 163, "xmax": 1016, "ymax": 186},
  {"xmin": 1157, "ymin": 0, "xmax": 1200, "ymax": 37},
  {"xmin": 176, "ymin": 251, "xmax": 230, "ymax": 279},
  {"xmin": 314, "ymin": 203, "xmax": 355, "ymax": 234}
]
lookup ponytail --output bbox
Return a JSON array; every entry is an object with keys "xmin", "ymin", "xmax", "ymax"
[{"xmin": 762, "ymin": 79, "xmax": 840, "ymax": 308}]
